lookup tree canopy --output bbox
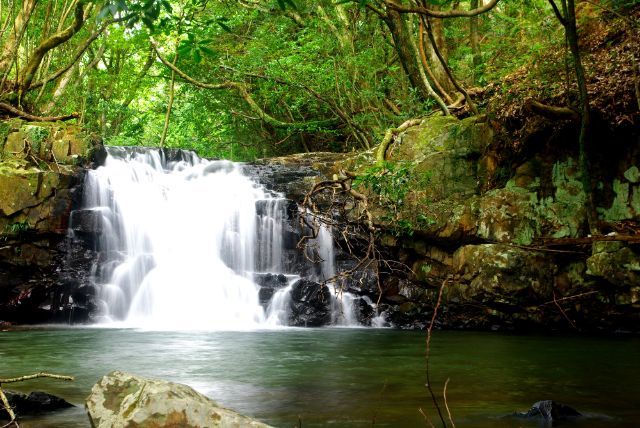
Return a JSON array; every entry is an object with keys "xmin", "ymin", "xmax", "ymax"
[{"xmin": 0, "ymin": 0, "xmax": 637, "ymax": 159}]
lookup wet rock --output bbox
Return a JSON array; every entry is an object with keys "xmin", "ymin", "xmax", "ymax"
[
  {"xmin": 289, "ymin": 279, "xmax": 331, "ymax": 327},
  {"xmin": 515, "ymin": 400, "xmax": 581, "ymax": 423},
  {"xmin": 255, "ymin": 273, "xmax": 289, "ymax": 306},
  {"xmin": 255, "ymin": 273, "xmax": 288, "ymax": 289},
  {"xmin": 353, "ymin": 296, "xmax": 375, "ymax": 325},
  {"xmin": 86, "ymin": 371, "xmax": 272, "ymax": 428},
  {"xmin": 2, "ymin": 391, "xmax": 73, "ymax": 417}
]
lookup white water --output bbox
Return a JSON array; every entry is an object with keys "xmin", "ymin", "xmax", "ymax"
[{"xmin": 82, "ymin": 147, "xmax": 362, "ymax": 329}]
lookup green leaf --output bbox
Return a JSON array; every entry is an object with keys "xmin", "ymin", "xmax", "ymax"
[
  {"xmin": 199, "ymin": 46, "xmax": 217, "ymax": 57},
  {"xmin": 192, "ymin": 48, "xmax": 202, "ymax": 64}
]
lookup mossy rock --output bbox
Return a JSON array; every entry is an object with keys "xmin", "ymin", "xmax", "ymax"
[
  {"xmin": 0, "ymin": 163, "xmax": 42, "ymax": 216},
  {"xmin": 586, "ymin": 246, "xmax": 640, "ymax": 288}
]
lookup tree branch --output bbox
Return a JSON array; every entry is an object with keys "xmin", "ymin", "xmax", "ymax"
[
  {"xmin": 385, "ymin": 0, "xmax": 500, "ymax": 18},
  {"xmin": 20, "ymin": 1, "xmax": 87, "ymax": 91},
  {"xmin": 376, "ymin": 118, "xmax": 422, "ymax": 164},
  {"xmin": 152, "ymin": 40, "xmax": 338, "ymax": 130},
  {"xmin": 546, "ymin": 0, "xmax": 567, "ymax": 27},
  {"xmin": 0, "ymin": 102, "xmax": 78, "ymax": 121},
  {"xmin": 28, "ymin": 23, "xmax": 108, "ymax": 90}
]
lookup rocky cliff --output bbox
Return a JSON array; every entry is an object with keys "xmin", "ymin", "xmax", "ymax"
[{"xmin": 0, "ymin": 119, "xmax": 104, "ymax": 324}]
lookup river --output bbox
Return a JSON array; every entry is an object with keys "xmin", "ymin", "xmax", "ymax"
[{"xmin": 1, "ymin": 327, "xmax": 639, "ymax": 427}]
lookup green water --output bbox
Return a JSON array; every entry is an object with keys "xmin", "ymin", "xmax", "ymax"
[{"xmin": 1, "ymin": 328, "xmax": 639, "ymax": 427}]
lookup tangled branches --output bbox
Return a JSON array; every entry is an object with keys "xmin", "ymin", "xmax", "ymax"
[{"xmin": 297, "ymin": 169, "xmax": 382, "ymax": 299}]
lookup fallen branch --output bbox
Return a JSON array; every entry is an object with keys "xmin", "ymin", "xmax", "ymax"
[
  {"xmin": 0, "ymin": 102, "xmax": 78, "ymax": 122},
  {"xmin": 0, "ymin": 373, "xmax": 74, "ymax": 384}
]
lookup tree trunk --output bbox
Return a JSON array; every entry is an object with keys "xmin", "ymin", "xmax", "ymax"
[
  {"xmin": 18, "ymin": 1, "xmax": 86, "ymax": 93},
  {"xmin": 470, "ymin": 0, "xmax": 481, "ymax": 82},
  {"xmin": 159, "ymin": 54, "xmax": 178, "ymax": 148},
  {"xmin": 384, "ymin": 9, "xmax": 431, "ymax": 101},
  {"xmin": 561, "ymin": 0, "xmax": 599, "ymax": 235},
  {"xmin": 0, "ymin": 0, "xmax": 37, "ymax": 79},
  {"xmin": 423, "ymin": 7, "xmax": 454, "ymax": 94}
]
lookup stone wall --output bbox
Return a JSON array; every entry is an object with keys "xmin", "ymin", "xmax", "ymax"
[{"xmin": 0, "ymin": 119, "xmax": 104, "ymax": 324}]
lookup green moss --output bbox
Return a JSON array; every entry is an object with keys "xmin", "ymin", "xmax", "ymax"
[
  {"xmin": 23, "ymin": 124, "xmax": 50, "ymax": 155},
  {"xmin": 632, "ymin": 186, "xmax": 640, "ymax": 217},
  {"xmin": 0, "ymin": 121, "xmax": 11, "ymax": 154},
  {"xmin": 624, "ymin": 166, "xmax": 640, "ymax": 183},
  {"xmin": 599, "ymin": 179, "xmax": 632, "ymax": 221}
]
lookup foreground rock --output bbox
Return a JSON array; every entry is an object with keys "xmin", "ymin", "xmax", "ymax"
[
  {"xmin": 86, "ymin": 371, "xmax": 272, "ymax": 428},
  {"xmin": 1, "ymin": 390, "xmax": 73, "ymax": 418}
]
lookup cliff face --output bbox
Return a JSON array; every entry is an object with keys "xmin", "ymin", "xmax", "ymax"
[
  {"xmin": 0, "ymin": 120, "xmax": 104, "ymax": 324},
  {"xmin": 1, "ymin": 115, "xmax": 638, "ymax": 332},
  {"xmin": 267, "ymin": 115, "xmax": 640, "ymax": 333}
]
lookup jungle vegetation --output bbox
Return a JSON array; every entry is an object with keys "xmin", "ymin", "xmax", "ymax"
[{"xmin": 0, "ymin": 0, "xmax": 637, "ymax": 163}]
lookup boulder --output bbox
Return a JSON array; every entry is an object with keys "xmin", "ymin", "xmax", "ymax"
[
  {"xmin": 587, "ymin": 244, "xmax": 640, "ymax": 289},
  {"xmin": 288, "ymin": 279, "xmax": 331, "ymax": 327},
  {"xmin": 85, "ymin": 371, "xmax": 272, "ymax": 428},
  {"xmin": 451, "ymin": 244, "xmax": 555, "ymax": 304}
]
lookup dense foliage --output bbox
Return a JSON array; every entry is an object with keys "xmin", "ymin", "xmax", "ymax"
[{"xmin": 0, "ymin": 0, "xmax": 637, "ymax": 160}]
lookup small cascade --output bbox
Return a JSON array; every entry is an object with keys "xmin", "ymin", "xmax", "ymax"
[
  {"xmin": 315, "ymin": 226, "xmax": 360, "ymax": 327},
  {"xmin": 76, "ymin": 146, "xmax": 374, "ymax": 329}
]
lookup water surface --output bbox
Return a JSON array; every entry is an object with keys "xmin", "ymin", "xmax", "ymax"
[{"xmin": 1, "ymin": 328, "xmax": 638, "ymax": 427}]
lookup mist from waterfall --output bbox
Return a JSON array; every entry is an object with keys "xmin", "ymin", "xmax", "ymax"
[{"xmin": 81, "ymin": 147, "xmax": 362, "ymax": 329}]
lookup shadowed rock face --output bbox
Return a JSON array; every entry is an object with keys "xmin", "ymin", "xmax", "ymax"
[
  {"xmin": 86, "ymin": 371, "xmax": 273, "ymax": 428},
  {"xmin": 1, "ymin": 391, "xmax": 73, "ymax": 419}
]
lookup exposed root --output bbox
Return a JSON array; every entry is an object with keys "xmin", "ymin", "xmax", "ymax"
[{"xmin": 376, "ymin": 118, "xmax": 422, "ymax": 164}]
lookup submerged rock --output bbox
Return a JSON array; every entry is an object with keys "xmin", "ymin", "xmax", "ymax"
[
  {"xmin": 85, "ymin": 371, "xmax": 272, "ymax": 428},
  {"xmin": 2, "ymin": 390, "xmax": 73, "ymax": 417},
  {"xmin": 515, "ymin": 400, "xmax": 582, "ymax": 423}
]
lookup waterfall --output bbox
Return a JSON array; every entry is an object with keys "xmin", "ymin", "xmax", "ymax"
[
  {"xmin": 315, "ymin": 226, "xmax": 360, "ymax": 327},
  {"xmin": 80, "ymin": 147, "xmax": 368, "ymax": 329}
]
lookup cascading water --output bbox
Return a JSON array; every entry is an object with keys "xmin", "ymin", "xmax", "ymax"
[{"xmin": 80, "ymin": 147, "xmax": 366, "ymax": 329}]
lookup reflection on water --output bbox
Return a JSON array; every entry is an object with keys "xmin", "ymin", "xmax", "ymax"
[{"xmin": 0, "ymin": 328, "xmax": 639, "ymax": 427}]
